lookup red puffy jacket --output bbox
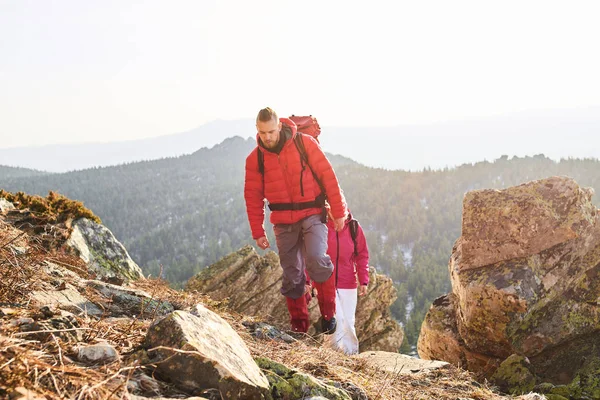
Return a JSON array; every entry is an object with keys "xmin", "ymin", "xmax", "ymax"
[{"xmin": 244, "ymin": 118, "xmax": 346, "ymax": 239}]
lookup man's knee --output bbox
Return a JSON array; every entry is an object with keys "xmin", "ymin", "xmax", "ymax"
[
  {"xmin": 281, "ymin": 281, "xmax": 306, "ymax": 299},
  {"xmin": 305, "ymin": 254, "xmax": 333, "ymax": 283}
]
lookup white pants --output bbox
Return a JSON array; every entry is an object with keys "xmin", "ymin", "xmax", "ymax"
[{"xmin": 325, "ymin": 288, "xmax": 359, "ymax": 355}]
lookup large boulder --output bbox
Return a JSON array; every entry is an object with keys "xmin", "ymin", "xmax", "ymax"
[
  {"xmin": 186, "ymin": 246, "xmax": 404, "ymax": 352},
  {"xmin": 144, "ymin": 304, "xmax": 270, "ymax": 399},
  {"xmin": 66, "ymin": 218, "xmax": 144, "ymax": 281},
  {"xmin": 418, "ymin": 176, "xmax": 600, "ymax": 388}
]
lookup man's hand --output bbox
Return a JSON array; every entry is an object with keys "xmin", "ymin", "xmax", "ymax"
[
  {"xmin": 333, "ymin": 217, "xmax": 345, "ymax": 232},
  {"xmin": 358, "ymin": 285, "xmax": 368, "ymax": 296},
  {"xmin": 304, "ymin": 284, "xmax": 312, "ymax": 296},
  {"xmin": 255, "ymin": 236, "xmax": 270, "ymax": 250}
]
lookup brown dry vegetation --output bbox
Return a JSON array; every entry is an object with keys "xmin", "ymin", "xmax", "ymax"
[{"xmin": 0, "ymin": 189, "xmax": 101, "ymax": 225}]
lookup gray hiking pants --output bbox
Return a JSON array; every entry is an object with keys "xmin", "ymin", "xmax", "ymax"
[{"xmin": 274, "ymin": 214, "xmax": 333, "ymax": 299}]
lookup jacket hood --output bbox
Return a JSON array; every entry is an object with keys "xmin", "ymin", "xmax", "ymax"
[{"xmin": 255, "ymin": 117, "xmax": 297, "ymax": 149}]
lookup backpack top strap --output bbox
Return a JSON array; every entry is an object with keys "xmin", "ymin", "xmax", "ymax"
[
  {"xmin": 293, "ymin": 133, "xmax": 309, "ymax": 165},
  {"xmin": 293, "ymin": 133, "xmax": 325, "ymax": 194}
]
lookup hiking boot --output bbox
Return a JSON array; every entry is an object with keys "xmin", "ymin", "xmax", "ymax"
[{"xmin": 321, "ymin": 316, "xmax": 337, "ymax": 335}]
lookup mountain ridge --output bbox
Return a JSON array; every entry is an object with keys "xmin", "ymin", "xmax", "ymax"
[{"xmin": 2, "ymin": 106, "xmax": 599, "ymax": 172}]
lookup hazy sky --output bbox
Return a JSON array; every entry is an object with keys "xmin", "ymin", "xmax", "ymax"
[{"xmin": 1, "ymin": 0, "xmax": 599, "ymax": 149}]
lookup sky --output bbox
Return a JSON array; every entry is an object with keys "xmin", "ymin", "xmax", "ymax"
[{"xmin": 1, "ymin": 0, "xmax": 599, "ymax": 149}]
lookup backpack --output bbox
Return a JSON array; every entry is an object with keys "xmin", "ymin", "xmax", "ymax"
[{"xmin": 289, "ymin": 115, "xmax": 320, "ymax": 142}]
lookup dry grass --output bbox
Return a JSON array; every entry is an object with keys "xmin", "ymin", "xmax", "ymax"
[{"xmin": 244, "ymin": 329, "xmax": 507, "ymax": 400}]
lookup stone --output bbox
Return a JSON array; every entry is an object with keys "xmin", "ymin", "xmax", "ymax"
[
  {"xmin": 86, "ymin": 280, "xmax": 173, "ymax": 318},
  {"xmin": 31, "ymin": 285, "xmax": 102, "ymax": 316},
  {"xmin": 490, "ymin": 354, "xmax": 536, "ymax": 395},
  {"xmin": 246, "ymin": 322, "xmax": 296, "ymax": 343},
  {"xmin": 0, "ymin": 198, "xmax": 15, "ymax": 213},
  {"xmin": 66, "ymin": 218, "xmax": 144, "ymax": 281},
  {"xmin": 145, "ymin": 305, "xmax": 269, "ymax": 399},
  {"xmin": 77, "ymin": 342, "xmax": 120, "ymax": 363},
  {"xmin": 354, "ymin": 351, "xmax": 450, "ymax": 375},
  {"xmin": 19, "ymin": 314, "xmax": 83, "ymax": 343}
]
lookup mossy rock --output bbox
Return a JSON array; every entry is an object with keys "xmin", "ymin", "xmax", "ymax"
[
  {"xmin": 490, "ymin": 354, "xmax": 536, "ymax": 395},
  {"xmin": 568, "ymin": 358, "xmax": 600, "ymax": 399},
  {"xmin": 549, "ymin": 385, "xmax": 572, "ymax": 398},
  {"xmin": 255, "ymin": 357, "xmax": 351, "ymax": 400},
  {"xmin": 533, "ymin": 382, "xmax": 555, "ymax": 394},
  {"xmin": 545, "ymin": 395, "xmax": 569, "ymax": 400}
]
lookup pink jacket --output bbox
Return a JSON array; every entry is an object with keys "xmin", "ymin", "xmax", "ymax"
[{"xmin": 326, "ymin": 214, "xmax": 369, "ymax": 289}]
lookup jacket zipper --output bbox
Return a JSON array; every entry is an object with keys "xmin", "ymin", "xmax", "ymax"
[
  {"xmin": 335, "ymin": 231, "xmax": 340, "ymax": 287},
  {"xmin": 300, "ymin": 163, "xmax": 306, "ymax": 197}
]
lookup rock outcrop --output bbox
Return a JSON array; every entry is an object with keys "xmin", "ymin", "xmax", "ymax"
[
  {"xmin": 66, "ymin": 218, "xmax": 144, "ymax": 281},
  {"xmin": 418, "ymin": 176, "xmax": 600, "ymax": 394},
  {"xmin": 1, "ymin": 191, "xmax": 143, "ymax": 282},
  {"xmin": 186, "ymin": 246, "xmax": 404, "ymax": 352}
]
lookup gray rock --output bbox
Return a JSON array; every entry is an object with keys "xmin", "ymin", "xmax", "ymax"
[
  {"xmin": 0, "ymin": 198, "xmax": 15, "ymax": 212},
  {"xmin": 354, "ymin": 351, "xmax": 450, "ymax": 374},
  {"xmin": 42, "ymin": 260, "xmax": 83, "ymax": 280},
  {"xmin": 66, "ymin": 218, "xmax": 144, "ymax": 282},
  {"xmin": 86, "ymin": 280, "xmax": 174, "ymax": 318},
  {"xmin": 10, "ymin": 317, "xmax": 34, "ymax": 327},
  {"xmin": 19, "ymin": 314, "xmax": 83, "ymax": 343},
  {"xmin": 145, "ymin": 305, "xmax": 269, "ymax": 399},
  {"xmin": 77, "ymin": 342, "xmax": 120, "ymax": 363},
  {"xmin": 126, "ymin": 373, "xmax": 162, "ymax": 396},
  {"xmin": 245, "ymin": 321, "xmax": 296, "ymax": 343},
  {"xmin": 31, "ymin": 285, "xmax": 103, "ymax": 316}
]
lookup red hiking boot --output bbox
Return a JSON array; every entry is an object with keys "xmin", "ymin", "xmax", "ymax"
[{"xmin": 312, "ymin": 272, "xmax": 336, "ymax": 323}]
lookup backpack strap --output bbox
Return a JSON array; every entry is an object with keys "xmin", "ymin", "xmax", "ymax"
[
  {"xmin": 349, "ymin": 219, "xmax": 359, "ymax": 256},
  {"xmin": 294, "ymin": 133, "xmax": 326, "ymax": 196},
  {"xmin": 257, "ymin": 147, "xmax": 264, "ymax": 175}
]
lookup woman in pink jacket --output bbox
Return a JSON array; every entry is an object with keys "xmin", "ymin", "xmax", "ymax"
[{"xmin": 324, "ymin": 210, "xmax": 369, "ymax": 355}]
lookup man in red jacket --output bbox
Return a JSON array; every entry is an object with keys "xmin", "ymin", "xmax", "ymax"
[{"xmin": 244, "ymin": 107, "xmax": 347, "ymax": 334}]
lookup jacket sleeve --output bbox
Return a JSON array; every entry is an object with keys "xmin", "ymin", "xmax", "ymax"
[
  {"xmin": 302, "ymin": 136, "xmax": 347, "ymax": 219},
  {"xmin": 354, "ymin": 222, "xmax": 370, "ymax": 286},
  {"xmin": 244, "ymin": 149, "xmax": 266, "ymax": 239}
]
